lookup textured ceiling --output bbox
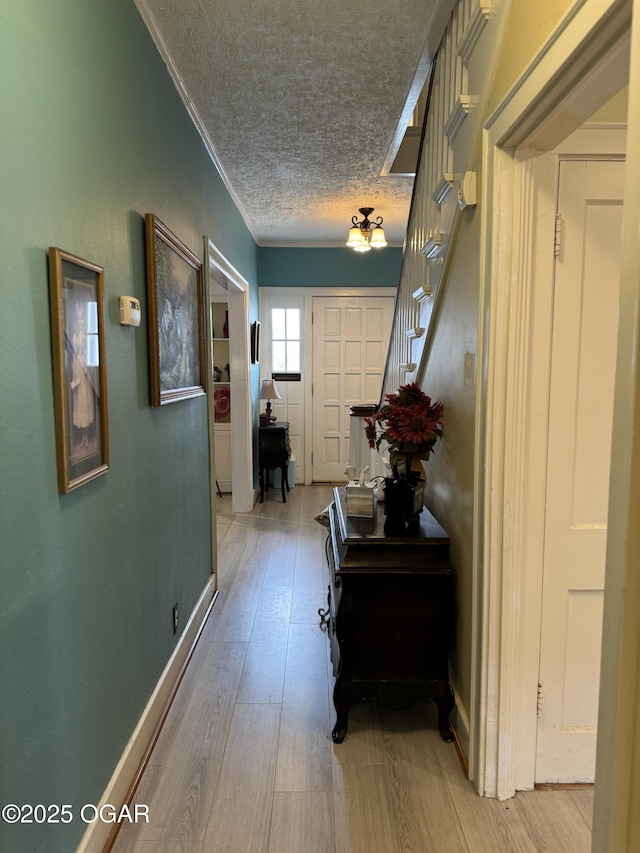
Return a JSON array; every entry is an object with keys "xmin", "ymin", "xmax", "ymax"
[{"xmin": 136, "ymin": 0, "xmax": 444, "ymax": 246}]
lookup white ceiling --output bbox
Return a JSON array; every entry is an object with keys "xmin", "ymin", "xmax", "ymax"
[{"xmin": 135, "ymin": 0, "xmax": 448, "ymax": 247}]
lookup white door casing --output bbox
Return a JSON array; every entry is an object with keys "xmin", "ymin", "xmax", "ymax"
[
  {"xmin": 205, "ymin": 238, "xmax": 253, "ymax": 514},
  {"xmin": 311, "ymin": 296, "xmax": 394, "ymax": 482},
  {"xmin": 535, "ymin": 158, "xmax": 624, "ymax": 783},
  {"xmin": 475, "ymin": 121, "xmax": 627, "ymax": 798},
  {"xmin": 473, "ymin": 4, "xmax": 640, "ymax": 846},
  {"xmin": 259, "ymin": 293, "xmax": 305, "ymax": 482},
  {"xmin": 259, "ymin": 288, "xmax": 397, "ymax": 486}
]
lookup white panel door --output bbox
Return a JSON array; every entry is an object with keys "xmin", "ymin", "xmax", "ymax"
[
  {"xmin": 311, "ymin": 296, "xmax": 393, "ymax": 482},
  {"xmin": 536, "ymin": 159, "xmax": 624, "ymax": 782}
]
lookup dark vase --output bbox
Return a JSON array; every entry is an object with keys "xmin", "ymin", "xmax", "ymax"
[
  {"xmin": 383, "ymin": 473, "xmax": 425, "ymax": 536},
  {"xmin": 223, "ymin": 310, "xmax": 229, "ymax": 338}
]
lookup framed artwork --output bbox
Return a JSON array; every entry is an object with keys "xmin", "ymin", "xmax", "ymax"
[
  {"xmin": 251, "ymin": 320, "xmax": 261, "ymax": 364},
  {"xmin": 48, "ymin": 248, "xmax": 109, "ymax": 493},
  {"xmin": 145, "ymin": 213, "xmax": 206, "ymax": 406}
]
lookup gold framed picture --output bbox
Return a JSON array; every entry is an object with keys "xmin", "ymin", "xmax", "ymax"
[
  {"xmin": 145, "ymin": 214, "xmax": 206, "ymax": 406},
  {"xmin": 48, "ymin": 248, "xmax": 109, "ymax": 493}
]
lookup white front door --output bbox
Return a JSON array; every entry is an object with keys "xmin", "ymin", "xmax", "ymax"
[
  {"xmin": 535, "ymin": 158, "xmax": 624, "ymax": 782},
  {"xmin": 311, "ymin": 296, "xmax": 393, "ymax": 482}
]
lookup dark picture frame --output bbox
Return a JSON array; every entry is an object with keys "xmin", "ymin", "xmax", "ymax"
[
  {"xmin": 251, "ymin": 320, "xmax": 261, "ymax": 364},
  {"xmin": 145, "ymin": 213, "xmax": 206, "ymax": 406},
  {"xmin": 48, "ymin": 247, "xmax": 109, "ymax": 493}
]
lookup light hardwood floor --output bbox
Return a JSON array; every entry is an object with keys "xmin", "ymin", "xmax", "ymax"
[{"xmin": 113, "ymin": 485, "xmax": 593, "ymax": 853}]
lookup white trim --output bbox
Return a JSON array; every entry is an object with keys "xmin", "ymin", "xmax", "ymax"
[
  {"xmin": 258, "ymin": 292, "xmax": 307, "ymax": 483},
  {"xmin": 76, "ymin": 577, "xmax": 217, "ymax": 853},
  {"xmin": 457, "ymin": 0, "xmax": 495, "ymax": 64},
  {"xmin": 421, "ymin": 233, "xmax": 446, "ymax": 258},
  {"xmin": 259, "ymin": 240, "xmax": 405, "ymax": 249},
  {"xmin": 486, "ymin": 0, "xmax": 631, "ymax": 149},
  {"xmin": 476, "ymin": 0, "xmax": 630, "ymax": 800},
  {"xmin": 259, "ymin": 287, "xmax": 397, "ymax": 298},
  {"xmin": 432, "ymin": 173, "xmax": 455, "ymax": 204},
  {"xmin": 381, "ymin": 45, "xmax": 433, "ymax": 178},
  {"xmin": 451, "ymin": 676, "xmax": 471, "ymax": 760},
  {"xmin": 203, "ymin": 242, "xmax": 220, "ymax": 586},
  {"xmin": 405, "ymin": 327, "xmax": 425, "ymax": 341},
  {"xmin": 444, "ymin": 95, "xmax": 477, "ymax": 142},
  {"xmin": 592, "ymin": 15, "xmax": 640, "ymax": 841},
  {"xmin": 260, "ymin": 287, "xmax": 397, "ymax": 485},
  {"xmin": 412, "ymin": 284, "xmax": 432, "ymax": 304},
  {"xmin": 473, "ymin": 138, "xmax": 515, "ymax": 797},
  {"xmin": 206, "ymin": 239, "xmax": 254, "ymax": 513}
]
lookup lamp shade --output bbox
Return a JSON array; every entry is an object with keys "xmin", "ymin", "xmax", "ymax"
[
  {"xmin": 369, "ymin": 225, "xmax": 387, "ymax": 248},
  {"xmin": 346, "ymin": 226, "xmax": 366, "ymax": 248},
  {"xmin": 259, "ymin": 378, "xmax": 281, "ymax": 400}
]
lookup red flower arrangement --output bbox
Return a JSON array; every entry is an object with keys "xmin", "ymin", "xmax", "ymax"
[{"xmin": 364, "ymin": 382, "xmax": 443, "ymax": 475}]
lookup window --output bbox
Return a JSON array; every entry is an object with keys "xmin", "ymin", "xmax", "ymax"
[{"xmin": 271, "ymin": 308, "xmax": 300, "ymax": 372}]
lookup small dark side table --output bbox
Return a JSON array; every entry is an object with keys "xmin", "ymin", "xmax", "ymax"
[{"xmin": 258, "ymin": 422, "xmax": 291, "ymax": 503}]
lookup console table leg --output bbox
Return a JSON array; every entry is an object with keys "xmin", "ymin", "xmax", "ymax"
[
  {"xmin": 332, "ymin": 718, "xmax": 348, "ymax": 744},
  {"xmin": 436, "ymin": 680, "xmax": 455, "ymax": 742},
  {"xmin": 332, "ymin": 671, "xmax": 350, "ymax": 744}
]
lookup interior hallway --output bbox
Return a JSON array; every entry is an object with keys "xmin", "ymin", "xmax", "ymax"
[{"xmin": 113, "ymin": 485, "xmax": 593, "ymax": 852}]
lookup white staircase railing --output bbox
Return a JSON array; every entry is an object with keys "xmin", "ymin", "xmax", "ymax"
[{"xmin": 382, "ymin": 0, "xmax": 501, "ymax": 396}]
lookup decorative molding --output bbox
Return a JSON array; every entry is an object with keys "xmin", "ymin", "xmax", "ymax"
[
  {"xmin": 412, "ymin": 284, "xmax": 433, "ymax": 304},
  {"xmin": 457, "ymin": 0, "xmax": 494, "ymax": 63},
  {"xmin": 485, "ymin": 0, "xmax": 631, "ymax": 148},
  {"xmin": 444, "ymin": 95, "xmax": 477, "ymax": 141},
  {"xmin": 420, "ymin": 233, "xmax": 446, "ymax": 259},
  {"xmin": 406, "ymin": 327, "xmax": 425, "ymax": 341},
  {"xmin": 433, "ymin": 173, "xmax": 456, "ymax": 204}
]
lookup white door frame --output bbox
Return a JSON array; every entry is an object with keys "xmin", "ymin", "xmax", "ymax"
[
  {"xmin": 259, "ymin": 287, "xmax": 397, "ymax": 484},
  {"xmin": 205, "ymin": 238, "xmax": 253, "ymax": 513},
  {"xmin": 472, "ymin": 0, "xmax": 631, "ymax": 800}
]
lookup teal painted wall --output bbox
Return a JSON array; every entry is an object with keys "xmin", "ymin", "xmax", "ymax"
[
  {"xmin": 0, "ymin": 2, "xmax": 257, "ymax": 851},
  {"xmin": 258, "ymin": 246, "xmax": 402, "ymax": 287}
]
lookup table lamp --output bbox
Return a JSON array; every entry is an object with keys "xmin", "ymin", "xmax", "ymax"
[{"xmin": 259, "ymin": 378, "xmax": 281, "ymax": 423}]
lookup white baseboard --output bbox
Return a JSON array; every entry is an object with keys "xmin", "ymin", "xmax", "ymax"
[
  {"xmin": 451, "ymin": 687, "xmax": 471, "ymax": 777},
  {"xmin": 76, "ymin": 575, "xmax": 217, "ymax": 853}
]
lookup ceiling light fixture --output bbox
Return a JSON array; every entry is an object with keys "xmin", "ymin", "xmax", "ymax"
[{"xmin": 346, "ymin": 207, "xmax": 387, "ymax": 252}]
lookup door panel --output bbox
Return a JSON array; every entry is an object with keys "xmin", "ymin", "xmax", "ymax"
[
  {"xmin": 536, "ymin": 158, "xmax": 624, "ymax": 782},
  {"xmin": 311, "ymin": 297, "xmax": 393, "ymax": 482}
]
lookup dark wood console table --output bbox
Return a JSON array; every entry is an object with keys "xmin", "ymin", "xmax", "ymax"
[
  {"xmin": 325, "ymin": 487, "xmax": 454, "ymax": 743},
  {"xmin": 258, "ymin": 423, "xmax": 291, "ymax": 503}
]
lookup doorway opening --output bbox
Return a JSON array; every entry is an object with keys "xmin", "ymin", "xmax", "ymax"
[
  {"xmin": 474, "ymin": 13, "xmax": 630, "ymax": 799},
  {"xmin": 205, "ymin": 238, "xmax": 253, "ymax": 515}
]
